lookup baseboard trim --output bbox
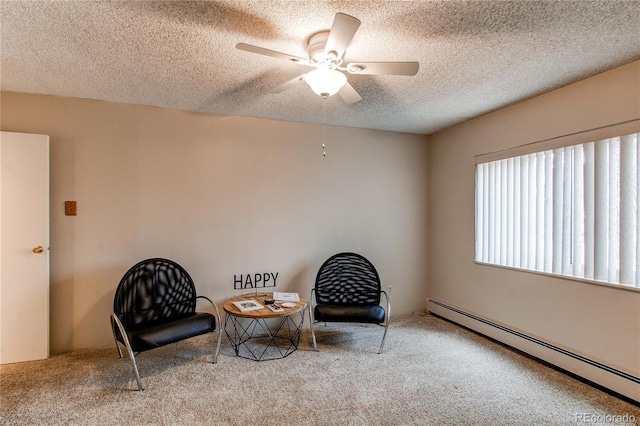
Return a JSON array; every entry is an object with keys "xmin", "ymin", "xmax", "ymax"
[{"xmin": 427, "ymin": 299, "xmax": 640, "ymax": 403}]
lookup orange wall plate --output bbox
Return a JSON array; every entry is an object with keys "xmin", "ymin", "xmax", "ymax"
[{"xmin": 65, "ymin": 201, "xmax": 77, "ymax": 216}]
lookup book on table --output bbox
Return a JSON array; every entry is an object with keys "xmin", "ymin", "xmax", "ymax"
[
  {"xmin": 266, "ymin": 304, "xmax": 284, "ymax": 313},
  {"xmin": 232, "ymin": 299, "xmax": 263, "ymax": 312},
  {"xmin": 273, "ymin": 292, "xmax": 300, "ymax": 302}
]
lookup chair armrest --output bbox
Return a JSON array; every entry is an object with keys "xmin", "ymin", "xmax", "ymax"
[
  {"xmin": 111, "ymin": 312, "xmax": 127, "ymax": 341},
  {"xmin": 111, "ymin": 312, "xmax": 136, "ymax": 356},
  {"xmin": 196, "ymin": 295, "xmax": 223, "ymax": 364},
  {"xmin": 380, "ymin": 290, "xmax": 391, "ymax": 323},
  {"xmin": 309, "ymin": 288, "xmax": 317, "ymax": 324},
  {"xmin": 310, "ymin": 288, "xmax": 318, "ymax": 310},
  {"xmin": 196, "ymin": 295, "xmax": 222, "ymax": 330}
]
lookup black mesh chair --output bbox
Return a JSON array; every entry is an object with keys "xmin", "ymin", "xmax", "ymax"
[
  {"xmin": 110, "ymin": 258, "xmax": 222, "ymax": 391},
  {"xmin": 310, "ymin": 252, "xmax": 390, "ymax": 354}
]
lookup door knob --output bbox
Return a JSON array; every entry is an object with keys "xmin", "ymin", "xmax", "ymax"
[{"xmin": 33, "ymin": 245, "xmax": 44, "ymax": 254}]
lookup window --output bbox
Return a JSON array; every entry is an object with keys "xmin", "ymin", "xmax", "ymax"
[{"xmin": 475, "ymin": 131, "xmax": 640, "ymax": 288}]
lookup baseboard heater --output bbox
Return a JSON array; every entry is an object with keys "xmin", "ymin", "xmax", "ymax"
[{"xmin": 427, "ymin": 299, "xmax": 640, "ymax": 403}]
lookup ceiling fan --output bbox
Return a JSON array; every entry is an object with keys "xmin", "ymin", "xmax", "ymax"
[{"xmin": 236, "ymin": 12, "xmax": 419, "ymax": 104}]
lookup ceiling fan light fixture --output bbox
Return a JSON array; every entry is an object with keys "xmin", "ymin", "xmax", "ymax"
[{"xmin": 304, "ymin": 68, "xmax": 347, "ymax": 98}]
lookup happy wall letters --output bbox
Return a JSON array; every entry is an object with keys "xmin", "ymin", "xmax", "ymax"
[{"xmin": 233, "ymin": 272, "xmax": 279, "ymax": 289}]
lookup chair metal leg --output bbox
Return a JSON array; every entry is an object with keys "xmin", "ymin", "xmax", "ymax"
[
  {"xmin": 111, "ymin": 314, "xmax": 144, "ymax": 391},
  {"xmin": 309, "ymin": 304, "xmax": 318, "ymax": 351},
  {"xmin": 197, "ymin": 295, "xmax": 223, "ymax": 364},
  {"xmin": 378, "ymin": 291, "xmax": 391, "ymax": 354},
  {"xmin": 122, "ymin": 344, "xmax": 144, "ymax": 391},
  {"xmin": 378, "ymin": 321, "xmax": 389, "ymax": 354},
  {"xmin": 110, "ymin": 316, "xmax": 124, "ymax": 359},
  {"xmin": 212, "ymin": 328, "xmax": 222, "ymax": 364}
]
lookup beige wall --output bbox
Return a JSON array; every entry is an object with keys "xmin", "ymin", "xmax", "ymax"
[
  {"xmin": 0, "ymin": 92, "xmax": 429, "ymax": 354},
  {"xmin": 428, "ymin": 61, "xmax": 640, "ymax": 376}
]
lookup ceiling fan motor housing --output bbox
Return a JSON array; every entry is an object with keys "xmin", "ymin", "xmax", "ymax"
[{"xmin": 307, "ymin": 31, "xmax": 339, "ymax": 65}]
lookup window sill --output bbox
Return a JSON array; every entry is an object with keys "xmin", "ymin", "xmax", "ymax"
[{"xmin": 473, "ymin": 261, "xmax": 640, "ymax": 294}]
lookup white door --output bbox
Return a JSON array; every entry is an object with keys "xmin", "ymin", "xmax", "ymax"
[{"xmin": 0, "ymin": 131, "xmax": 50, "ymax": 364}]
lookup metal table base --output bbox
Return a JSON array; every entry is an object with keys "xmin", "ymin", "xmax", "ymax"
[{"xmin": 224, "ymin": 309, "xmax": 305, "ymax": 361}]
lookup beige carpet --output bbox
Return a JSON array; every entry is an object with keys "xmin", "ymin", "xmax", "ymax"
[{"xmin": 1, "ymin": 314, "xmax": 638, "ymax": 425}]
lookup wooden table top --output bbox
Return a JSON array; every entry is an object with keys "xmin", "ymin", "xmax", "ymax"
[{"xmin": 223, "ymin": 293, "xmax": 307, "ymax": 319}]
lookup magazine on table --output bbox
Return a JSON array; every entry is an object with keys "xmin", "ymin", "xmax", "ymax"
[
  {"xmin": 266, "ymin": 304, "xmax": 284, "ymax": 313},
  {"xmin": 273, "ymin": 291, "xmax": 300, "ymax": 302},
  {"xmin": 232, "ymin": 299, "xmax": 263, "ymax": 312}
]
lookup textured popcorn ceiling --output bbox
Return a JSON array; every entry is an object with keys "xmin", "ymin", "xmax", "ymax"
[{"xmin": 1, "ymin": 1, "xmax": 639, "ymax": 135}]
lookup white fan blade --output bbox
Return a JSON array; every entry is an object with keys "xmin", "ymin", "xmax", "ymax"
[
  {"xmin": 346, "ymin": 62, "xmax": 419, "ymax": 76},
  {"xmin": 338, "ymin": 82, "xmax": 362, "ymax": 104},
  {"xmin": 236, "ymin": 43, "xmax": 308, "ymax": 64},
  {"xmin": 324, "ymin": 13, "xmax": 361, "ymax": 59},
  {"xmin": 269, "ymin": 74, "xmax": 306, "ymax": 93}
]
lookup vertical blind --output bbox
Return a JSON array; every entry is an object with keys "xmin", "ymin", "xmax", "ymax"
[{"xmin": 475, "ymin": 132, "xmax": 640, "ymax": 288}]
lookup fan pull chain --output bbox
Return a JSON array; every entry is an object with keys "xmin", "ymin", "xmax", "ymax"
[{"xmin": 322, "ymin": 98, "xmax": 327, "ymax": 157}]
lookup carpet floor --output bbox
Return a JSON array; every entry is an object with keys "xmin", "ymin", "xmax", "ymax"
[{"xmin": 1, "ymin": 313, "xmax": 638, "ymax": 425}]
